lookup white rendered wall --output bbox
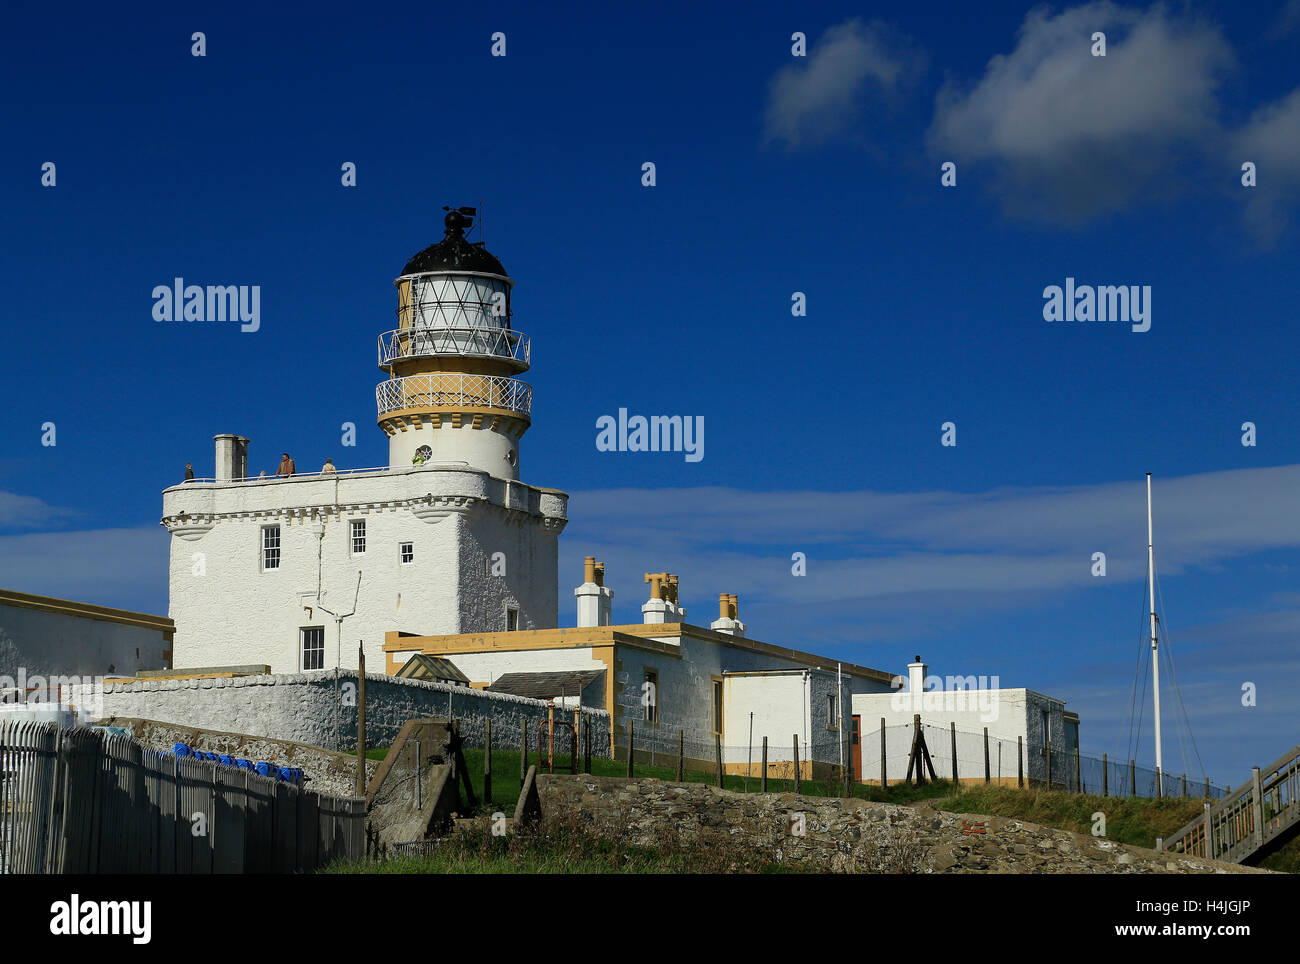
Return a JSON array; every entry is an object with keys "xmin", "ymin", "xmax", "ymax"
[
  {"xmin": 387, "ymin": 425, "xmax": 520, "ymax": 480},
  {"xmin": 435, "ymin": 647, "xmax": 605, "ymax": 688},
  {"xmin": 163, "ymin": 465, "xmax": 565, "ymax": 675},
  {"xmin": 0, "ymin": 603, "xmax": 171, "ymax": 679}
]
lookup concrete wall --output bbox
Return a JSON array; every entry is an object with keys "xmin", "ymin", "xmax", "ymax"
[
  {"xmin": 162, "ymin": 465, "xmax": 565, "ymax": 675},
  {"xmin": 0, "ymin": 597, "xmax": 172, "ymax": 682},
  {"xmin": 69, "ymin": 671, "xmax": 610, "ymax": 755}
]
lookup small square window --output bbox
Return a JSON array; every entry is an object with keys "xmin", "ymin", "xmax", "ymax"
[
  {"xmin": 400, "ymin": 542, "xmax": 414, "ymax": 564},
  {"xmin": 350, "ymin": 519, "xmax": 366, "ymax": 555}
]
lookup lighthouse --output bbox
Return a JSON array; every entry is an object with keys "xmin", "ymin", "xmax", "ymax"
[
  {"xmin": 161, "ymin": 208, "xmax": 567, "ymax": 674},
  {"xmin": 377, "ymin": 206, "xmax": 531, "ymax": 477}
]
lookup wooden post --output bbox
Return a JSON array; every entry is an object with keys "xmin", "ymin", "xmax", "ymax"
[
  {"xmin": 1074, "ymin": 747, "xmax": 1081, "ymax": 795},
  {"xmin": 626, "ymin": 721, "xmax": 634, "ymax": 778},
  {"xmin": 715, "ymin": 734, "xmax": 723, "ymax": 788},
  {"xmin": 1203, "ymin": 776, "xmax": 1209, "ymax": 800},
  {"xmin": 1181, "ymin": 773, "xmax": 1187, "ymax": 799},
  {"xmin": 1017, "ymin": 736, "xmax": 1023, "ymax": 789},
  {"xmin": 583, "ymin": 715, "xmax": 591, "ymax": 774},
  {"xmin": 761, "ymin": 737, "xmax": 768, "ymax": 792},
  {"xmin": 571, "ymin": 710, "xmax": 579, "ymax": 775},
  {"xmin": 983, "ymin": 727, "xmax": 990, "ymax": 785},
  {"xmin": 520, "ymin": 719, "xmax": 527, "ymax": 789},
  {"xmin": 1129, "ymin": 759, "xmax": 1136, "ymax": 797},
  {"xmin": 1102, "ymin": 753, "xmax": 1108, "ymax": 797},
  {"xmin": 356, "ymin": 648, "xmax": 366, "ymax": 797},
  {"xmin": 483, "ymin": 719, "xmax": 492, "ymax": 806},
  {"xmin": 1156, "ymin": 766, "xmax": 1163, "ymax": 799},
  {"xmin": 547, "ymin": 703, "xmax": 555, "ymax": 774},
  {"xmin": 677, "ymin": 730, "xmax": 684, "ymax": 782},
  {"xmin": 793, "ymin": 734, "xmax": 801, "ymax": 793},
  {"xmin": 880, "ymin": 719, "xmax": 887, "ymax": 790},
  {"xmin": 950, "ymin": 722, "xmax": 958, "ymax": 786},
  {"xmin": 1204, "ymin": 801, "xmax": 1215, "ymax": 860},
  {"xmin": 1251, "ymin": 766, "xmax": 1264, "ymax": 849}
]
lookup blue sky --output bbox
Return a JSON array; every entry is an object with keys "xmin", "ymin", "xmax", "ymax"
[{"xmin": 2, "ymin": 1, "xmax": 1299, "ymax": 784}]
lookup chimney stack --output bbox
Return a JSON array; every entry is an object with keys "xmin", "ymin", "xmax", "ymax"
[
  {"xmin": 575, "ymin": 556, "xmax": 613, "ymax": 627},
  {"xmin": 710, "ymin": 592, "xmax": 745, "ymax": 636},
  {"xmin": 213, "ymin": 434, "xmax": 249, "ymax": 481},
  {"xmin": 907, "ymin": 655, "xmax": 928, "ymax": 708},
  {"xmin": 642, "ymin": 571, "xmax": 685, "ymax": 624}
]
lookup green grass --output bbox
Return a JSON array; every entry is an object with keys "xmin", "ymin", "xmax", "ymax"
[{"xmin": 322, "ymin": 811, "xmax": 811, "ymax": 874}]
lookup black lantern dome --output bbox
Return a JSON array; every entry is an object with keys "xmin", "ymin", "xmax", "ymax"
[{"xmin": 400, "ymin": 206, "xmax": 508, "ymax": 277}]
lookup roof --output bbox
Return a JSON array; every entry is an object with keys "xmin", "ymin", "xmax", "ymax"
[
  {"xmin": 0, "ymin": 588, "xmax": 174, "ymax": 634},
  {"xmin": 401, "ymin": 208, "xmax": 508, "ymax": 277},
  {"xmin": 394, "ymin": 654, "xmax": 470, "ymax": 684},
  {"xmin": 487, "ymin": 670, "xmax": 605, "ymax": 701}
]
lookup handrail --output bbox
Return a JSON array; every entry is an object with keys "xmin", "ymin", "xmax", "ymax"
[
  {"xmin": 165, "ymin": 461, "xmax": 472, "ymax": 486},
  {"xmin": 375, "ymin": 373, "xmax": 532, "ymax": 418},
  {"xmin": 1164, "ymin": 738, "xmax": 1300, "ymax": 862}
]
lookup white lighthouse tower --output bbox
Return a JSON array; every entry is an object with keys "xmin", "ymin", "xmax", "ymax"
[
  {"xmin": 377, "ymin": 206, "xmax": 532, "ymax": 476},
  {"xmin": 161, "ymin": 208, "xmax": 567, "ymax": 674}
]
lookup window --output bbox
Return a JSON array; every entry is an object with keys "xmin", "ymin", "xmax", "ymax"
[
  {"xmin": 301, "ymin": 627, "xmax": 324, "ymax": 671},
  {"xmin": 712, "ymin": 678, "xmax": 724, "ymax": 736},
  {"xmin": 350, "ymin": 519, "xmax": 366, "ymax": 555},
  {"xmin": 399, "ymin": 541, "xmax": 414, "ymax": 564},
  {"xmin": 262, "ymin": 526, "xmax": 281, "ymax": 570},
  {"xmin": 1041, "ymin": 709, "xmax": 1051, "ymax": 746},
  {"xmin": 643, "ymin": 669, "xmax": 658, "ymax": 724},
  {"xmin": 827, "ymin": 693, "xmax": 839, "ymax": 731},
  {"xmin": 505, "ymin": 606, "xmax": 519, "ymax": 632}
]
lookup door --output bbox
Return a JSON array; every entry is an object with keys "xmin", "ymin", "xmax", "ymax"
[{"xmin": 851, "ymin": 715, "xmax": 862, "ymax": 781}]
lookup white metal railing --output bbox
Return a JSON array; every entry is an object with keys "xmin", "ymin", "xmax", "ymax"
[
  {"xmin": 375, "ymin": 373, "xmax": 532, "ymax": 418},
  {"xmin": 165, "ymin": 461, "xmax": 474, "ymax": 485},
  {"xmin": 377, "ymin": 326, "xmax": 529, "ymax": 368}
]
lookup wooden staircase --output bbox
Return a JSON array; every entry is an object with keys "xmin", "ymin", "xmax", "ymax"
[{"xmin": 1164, "ymin": 742, "xmax": 1300, "ymax": 864}]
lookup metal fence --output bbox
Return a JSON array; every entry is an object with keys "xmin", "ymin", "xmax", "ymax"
[
  {"xmin": 0, "ymin": 721, "xmax": 365, "ymax": 874},
  {"xmin": 600, "ymin": 719, "xmax": 1227, "ymax": 801}
]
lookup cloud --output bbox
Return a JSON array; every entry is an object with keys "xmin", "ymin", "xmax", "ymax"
[
  {"xmin": 927, "ymin": 2, "xmax": 1232, "ymax": 222},
  {"xmin": 763, "ymin": 19, "xmax": 920, "ymax": 149},
  {"xmin": 0, "ymin": 489, "xmax": 76, "ymax": 529},
  {"xmin": 0, "ymin": 527, "xmax": 168, "ymax": 614},
  {"xmin": 1231, "ymin": 87, "xmax": 1300, "ymax": 243},
  {"xmin": 1273, "ymin": 0, "xmax": 1300, "ymax": 36},
  {"xmin": 562, "ymin": 463, "xmax": 1300, "ymax": 630}
]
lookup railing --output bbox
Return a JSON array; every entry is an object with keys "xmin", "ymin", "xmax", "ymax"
[
  {"xmin": 376, "ymin": 373, "xmax": 532, "ymax": 418},
  {"xmin": 0, "ymin": 721, "xmax": 364, "ymax": 873},
  {"xmin": 378, "ymin": 326, "xmax": 529, "ymax": 369},
  {"xmin": 1165, "ymin": 741, "xmax": 1300, "ymax": 863}
]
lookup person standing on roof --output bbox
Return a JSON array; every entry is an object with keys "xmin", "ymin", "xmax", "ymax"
[{"xmin": 276, "ymin": 453, "xmax": 295, "ymax": 477}]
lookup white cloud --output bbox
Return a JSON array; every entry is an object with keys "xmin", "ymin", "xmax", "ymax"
[
  {"xmin": 0, "ymin": 527, "xmax": 168, "ymax": 614},
  {"xmin": 927, "ymin": 2, "xmax": 1232, "ymax": 221},
  {"xmin": 763, "ymin": 19, "xmax": 917, "ymax": 149},
  {"xmin": 0, "ymin": 489, "xmax": 75, "ymax": 529},
  {"xmin": 1231, "ymin": 87, "xmax": 1300, "ymax": 242}
]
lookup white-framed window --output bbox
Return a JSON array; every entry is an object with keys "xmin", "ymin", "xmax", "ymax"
[
  {"xmin": 301, "ymin": 626, "xmax": 325, "ymax": 671},
  {"xmin": 505, "ymin": 605, "xmax": 519, "ymax": 632},
  {"xmin": 262, "ymin": 525, "xmax": 281, "ymax": 570},
  {"xmin": 399, "ymin": 541, "xmax": 414, "ymax": 564},
  {"xmin": 350, "ymin": 519, "xmax": 366, "ymax": 555}
]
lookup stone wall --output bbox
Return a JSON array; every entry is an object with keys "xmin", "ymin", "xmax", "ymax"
[
  {"xmin": 72, "ymin": 672, "xmax": 611, "ymax": 755},
  {"xmin": 534, "ymin": 775, "xmax": 1269, "ymax": 874},
  {"xmin": 104, "ymin": 717, "xmax": 378, "ymax": 799}
]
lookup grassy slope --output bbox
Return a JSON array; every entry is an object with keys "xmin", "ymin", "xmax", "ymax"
[{"xmin": 356, "ymin": 745, "xmax": 1298, "ymax": 872}]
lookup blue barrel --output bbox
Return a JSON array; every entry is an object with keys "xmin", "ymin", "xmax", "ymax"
[
  {"xmin": 235, "ymin": 758, "xmax": 253, "ymax": 770},
  {"xmin": 173, "ymin": 743, "xmax": 191, "ymax": 757},
  {"xmin": 218, "ymin": 755, "xmax": 233, "ymax": 767},
  {"xmin": 255, "ymin": 762, "xmax": 273, "ymax": 777}
]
